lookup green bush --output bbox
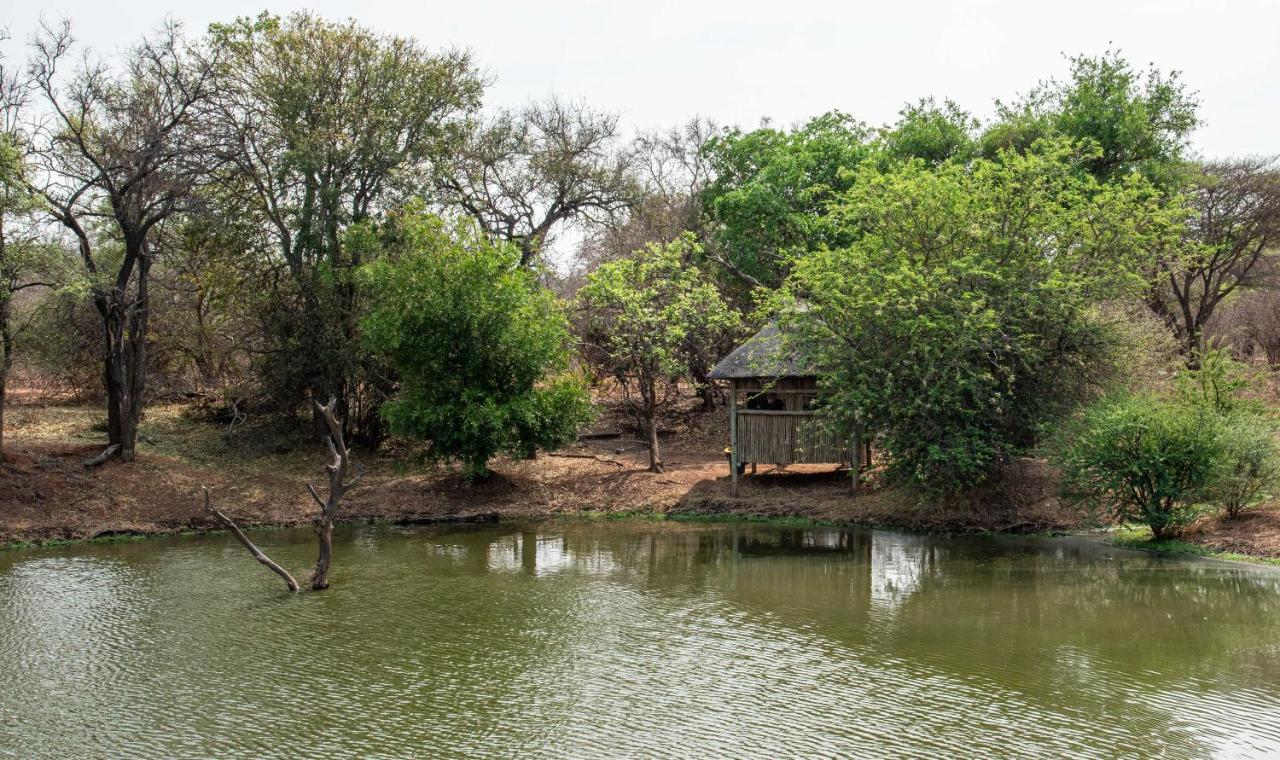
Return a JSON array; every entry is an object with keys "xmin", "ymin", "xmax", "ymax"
[
  {"xmin": 1055, "ymin": 394, "xmax": 1225, "ymax": 539},
  {"xmin": 360, "ymin": 210, "xmax": 594, "ymax": 480},
  {"xmin": 1209, "ymin": 414, "xmax": 1280, "ymax": 519}
]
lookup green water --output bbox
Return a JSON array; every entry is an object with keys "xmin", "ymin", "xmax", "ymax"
[{"xmin": 2, "ymin": 522, "xmax": 1279, "ymax": 758}]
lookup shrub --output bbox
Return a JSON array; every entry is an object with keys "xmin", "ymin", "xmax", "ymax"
[
  {"xmin": 360, "ymin": 211, "xmax": 593, "ymax": 480},
  {"xmin": 1209, "ymin": 414, "xmax": 1280, "ymax": 519},
  {"xmin": 1055, "ymin": 394, "xmax": 1225, "ymax": 539}
]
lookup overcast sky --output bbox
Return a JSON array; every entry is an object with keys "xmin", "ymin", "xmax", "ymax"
[{"xmin": 4, "ymin": 0, "xmax": 1277, "ymax": 157}]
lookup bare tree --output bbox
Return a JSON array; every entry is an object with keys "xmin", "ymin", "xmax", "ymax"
[
  {"xmin": 1210, "ymin": 287, "xmax": 1280, "ymax": 368},
  {"xmin": 1148, "ymin": 157, "xmax": 1280, "ymax": 362},
  {"xmin": 207, "ymin": 397, "xmax": 360, "ymax": 592},
  {"xmin": 436, "ymin": 96, "xmax": 637, "ymax": 268},
  {"xmin": 573, "ymin": 117, "xmax": 716, "ymax": 274},
  {"xmin": 26, "ymin": 20, "xmax": 220, "ymax": 462}
]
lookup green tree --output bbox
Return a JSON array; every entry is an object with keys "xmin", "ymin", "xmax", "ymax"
[
  {"xmin": 775, "ymin": 143, "xmax": 1180, "ymax": 491},
  {"xmin": 700, "ymin": 112, "xmax": 873, "ymax": 288},
  {"xmin": 360, "ymin": 210, "xmax": 592, "ymax": 481},
  {"xmin": 576, "ymin": 234, "xmax": 740, "ymax": 472},
  {"xmin": 209, "ymin": 12, "xmax": 484, "ymax": 445},
  {"xmin": 879, "ymin": 98, "xmax": 978, "ymax": 168},
  {"xmin": 983, "ymin": 50, "xmax": 1199, "ymax": 188}
]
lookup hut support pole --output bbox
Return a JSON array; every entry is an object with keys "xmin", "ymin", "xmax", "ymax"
[{"xmin": 729, "ymin": 381, "xmax": 739, "ymax": 497}]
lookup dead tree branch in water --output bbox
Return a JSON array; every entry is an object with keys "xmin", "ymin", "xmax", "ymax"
[
  {"xmin": 205, "ymin": 396, "xmax": 360, "ymax": 593},
  {"xmin": 204, "ymin": 488, "xmax": 300, "ymax": 592},
  {"xmin": 307, "ymin": 396, "xmax": 361, "ymax": 590}
]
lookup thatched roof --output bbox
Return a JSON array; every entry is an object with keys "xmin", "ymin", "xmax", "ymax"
[{"xmin": 708, "ymin": 322, "xmax": 817, "ymax": 380}]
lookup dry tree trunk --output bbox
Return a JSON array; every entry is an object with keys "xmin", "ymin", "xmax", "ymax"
[
  {"xmin": 305, "ymin": 396, "xmax": 361, "ymax": 590},
  {"xmin": 207, "ymin": 396, "xmax": 360, "ymax": 593}
]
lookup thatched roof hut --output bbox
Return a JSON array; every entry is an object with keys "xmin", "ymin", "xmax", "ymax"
[{"xmin": 710, "ymin": 323, "xmax": 860, "ymax": 496}]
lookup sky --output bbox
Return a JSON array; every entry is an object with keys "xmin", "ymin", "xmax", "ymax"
[{"xmin": 4, "ymin": 0, "xmax": 1278, "ymax": 159}]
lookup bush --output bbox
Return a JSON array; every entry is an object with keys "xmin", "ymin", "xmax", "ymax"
[
  {"xmin": 360, "ymin": 211, "xmax": 593, "ymax": 480},
  {"xmin": 1055, "ymin": 394, "xmax": 1225, "ymax": 539},
  {"xmin": 1210, "ymin": 414, "xmax": 1280, "ymax": 519}
]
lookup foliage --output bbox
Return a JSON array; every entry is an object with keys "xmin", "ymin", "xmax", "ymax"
[
  {"xmin": 1174, "ymin": 348, "xmax": 1256, "ymax": 415},
  {"xmin": 878, "ymin": 98, "xmax": 979, "ymax": 168},
  {"xmin": 1055, "ymin": 394, "xmax": 1225, "ymax": 539},
  {"xmin": 576, "ymin": 233, "xmax": 740, "ymax": 471},
  {"xmin": 774, "ymin": 142, "xmax": 1180, "ymax": 491},
  {"xmin": 1209, "ymin": 413, "xmax": 1280, "ymax": 519},
  {"xmin": 1058, "ymin": 352, "xmax": 1279, "ymax": 533},
  {"xmin": 700, "ymin": 112, "xmax": 873, "ymax": 288},
  {"xmin": 1174, "ymin": 350, "xmax": 1278, "ymax": 517},
  {"xmin": 983, "ymin": 50, "xmax": 1199, "ymax": 187},
  {"xmin": 209, "ymin": 12, "xmax": 484, "ymax": 445},
  {"xmin": 360, "ymin": 210, "xmax": 592, "ymax": 480}
]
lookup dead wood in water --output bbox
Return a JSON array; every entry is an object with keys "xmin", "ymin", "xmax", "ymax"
[
  {"xmin": 306, "ymin": 396, "xmax": 361, "ymax": 590},
  {"xmin": 204, "ymin": 489, "xmax": 300, "ymax": 592},
  {"xmin": 207, "ymin": 396, "xmax": 360, "ymax": 593}
]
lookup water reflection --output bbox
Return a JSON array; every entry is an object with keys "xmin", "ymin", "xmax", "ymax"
[{"xmin": 1, "ymin": 522, "xmax": 1278, "ymax": 758}]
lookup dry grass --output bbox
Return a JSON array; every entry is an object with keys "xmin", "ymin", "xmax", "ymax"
[{"xmin": 3, "ymin": 387, "xmax": 1240, "ymax": 551}]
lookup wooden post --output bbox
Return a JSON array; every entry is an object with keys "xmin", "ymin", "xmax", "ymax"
[{"xmin": 729, "ymin": 380, "xmax": 739, "ymax": 497}]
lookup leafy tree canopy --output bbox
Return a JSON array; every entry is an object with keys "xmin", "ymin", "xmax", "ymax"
[
  {"xmin": 772, "ymin": 142, "xmax": 1182, "ymax": 491},
  {"xmin": 359, "ymin": 208, "xmax": 592, "ymax": 479},
  {"xmin": 878, "ymin": 98, "xmax": 979, "ymax": 168},
  {"xmin": 700, "ymin": 111, "xmax": 874, "ymax": 288},
  {"xmin": 982, "ymin": 50, "xmax": 1200, "ymax": 188}
]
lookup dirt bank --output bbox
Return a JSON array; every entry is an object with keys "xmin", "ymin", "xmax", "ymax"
[{"xmin": 3, "ymin": 392, "xmax": 1278, "ymax": 560}]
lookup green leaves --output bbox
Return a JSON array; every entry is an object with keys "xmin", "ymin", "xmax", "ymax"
[
  {"xmin": 1056, "ymin": 394, "xmax": 1224, "ymax": 538},
  {"xmin": 700, "ymin": 112, "xmax": 873, "ymax": 287},
  {"xmin": 360, "ymin": 210, "xmax": 592, "ymax": 478},
  {"xmin": 577, "ymin": 233, "xmax": 740, "ymax": 385},
  {"xmin": 776, "ymin": 145, "xmax": 1176, "ymax": 492}
]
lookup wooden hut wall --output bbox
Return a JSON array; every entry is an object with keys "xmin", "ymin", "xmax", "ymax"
[{"xmin": 732, "ymin": 376, "xmax": 849, "ymax": 465}]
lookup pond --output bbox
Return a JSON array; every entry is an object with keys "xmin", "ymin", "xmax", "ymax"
[{"xmin": 2, "ymin": 521, "xmax": 1279, "ymax": 758}]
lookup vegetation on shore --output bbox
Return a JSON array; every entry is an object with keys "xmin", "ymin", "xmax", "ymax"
[{"xmin": 0, "ymin": 13, "xmax": 1278, "ymax": 571}]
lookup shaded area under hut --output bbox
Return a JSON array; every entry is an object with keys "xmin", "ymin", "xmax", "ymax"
[{"xmin": 709, "ymin": 323, "xmax": 865, "ymax": 496}]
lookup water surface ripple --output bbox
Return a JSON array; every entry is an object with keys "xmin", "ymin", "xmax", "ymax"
[{"xmin": 1, "ymin": 523, "xmax": 1278, "ymax": 758}]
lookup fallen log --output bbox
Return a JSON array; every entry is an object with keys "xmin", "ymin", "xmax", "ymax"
[
  {"xmin": 82, "ymin": 444, "xmax": 120, "ymax": 468},
  {"xmin": 548, "ymin": 452, "xmax": 625, "ymax": 468}
]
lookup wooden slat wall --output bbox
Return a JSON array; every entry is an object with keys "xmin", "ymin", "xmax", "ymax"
[{"xmin": 736, "ymin": 410, "xmax": 848, "ymax": 465}]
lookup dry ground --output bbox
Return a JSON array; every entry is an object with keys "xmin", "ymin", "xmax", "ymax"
[{"xmin": 3, "ymin": 388, "xmax": 1279, "ymax": 559}]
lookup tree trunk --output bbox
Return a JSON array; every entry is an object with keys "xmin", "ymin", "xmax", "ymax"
[
  {"xmin": 311, "ymin": 516, "xmax": 333, "ymax": 590},
  {"xmin": 0, "ymin": 297, "xmax": 10, "ymax": 458},
  {"xmin": 699, "ymin": 383, "xmax": 715, "ymax": 413},
  {"xmin": 0, "ymin": 349, "xmax": 6, "ymax": 459},
  {"xmin": 645, "ymin": 385, "xmax": 663, "ymax": 473},
  {"xmin": 96, "ymin": 255, "xmax": 151, "ymax": 463}
]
